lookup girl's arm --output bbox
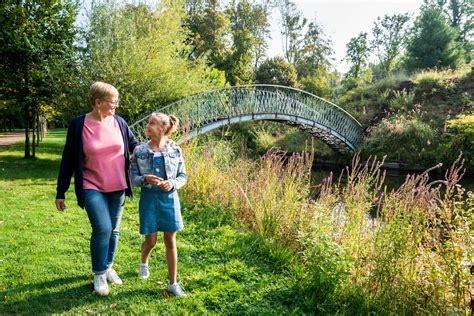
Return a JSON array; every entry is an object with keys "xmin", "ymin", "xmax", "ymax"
[{"xmin": 171, "ymin": 150, "xmax": 188, "ymax": 191}]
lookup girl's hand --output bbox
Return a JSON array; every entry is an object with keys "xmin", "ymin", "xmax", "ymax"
[
  {"xmin": 159, "ymin": 180, "xmax": 173, "ymax": 192},
  {"xmin": 145, "ymin": 175, "xmax": 163, "ymax": 186}
]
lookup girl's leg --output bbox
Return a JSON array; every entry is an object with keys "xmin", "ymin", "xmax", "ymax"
[
  {"xmin": 164, "ymin": 232, "xmax": 177, "ymax": 284},
  {"xmin": 141, "ymin": 233, "xmax": 157, "ymax": 264}
]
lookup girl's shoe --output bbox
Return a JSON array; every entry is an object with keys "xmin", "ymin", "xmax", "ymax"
[
  {"xmin": 167, "ymin": 283, "xmax": 186, "ymax": 297},
  {"xmin": 139, "ymin": 263, "xmax": 149, "ymax": 279},
  {"xmin": 106, "ymin": 268, "xmax": 123, "ymax": 285},
  {"xmin": 93, "ymin": 273, "xmax": 109, "ymax": 296}
]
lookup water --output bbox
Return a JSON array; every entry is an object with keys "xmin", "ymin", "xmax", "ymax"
[{"xmin": 311, "ymin": 163, "xmax": 474, "ymax": 192}]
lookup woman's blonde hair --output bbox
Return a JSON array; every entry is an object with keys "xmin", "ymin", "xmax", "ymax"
[
  {"xmin": 88, "ymin": 82, "xmax": 118, "ymax": 106},
  {"xmin": 150, "ymin": 112, "xmax": 179, "ymax": 136}
]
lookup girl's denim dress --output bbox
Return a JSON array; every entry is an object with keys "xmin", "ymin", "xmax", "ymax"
[{"xmin": 131, "ymin": 142, "xmax": 187, "ymax": 234}]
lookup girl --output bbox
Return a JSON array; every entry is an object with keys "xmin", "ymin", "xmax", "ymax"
[{"xmin": 130, "ymin": 112, "xmax": 188, "ymax": 297}]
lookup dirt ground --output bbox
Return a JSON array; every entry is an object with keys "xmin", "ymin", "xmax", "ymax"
[{"xmin": 0, "ymin": 131, "xmax": 24, "ymax": 148}]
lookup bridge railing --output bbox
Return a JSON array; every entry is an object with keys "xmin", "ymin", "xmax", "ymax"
[{"xmin": 130, "ymin": 84, "xmax": 363, "ymax": 151}]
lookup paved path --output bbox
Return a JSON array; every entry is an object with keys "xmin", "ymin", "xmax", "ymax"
[{"xmin": 0, "ymin": 131, "xmax": 24, "ymax": 148}]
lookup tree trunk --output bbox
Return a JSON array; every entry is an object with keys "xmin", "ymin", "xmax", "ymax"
[
  {"xmin": 24, "ymin": 109, "xmax": 30, "ymax": 158},
  {"xmin": 36, "ymin": 111, "xmax": 40, "ymax": 145},
  {"xmin": 23, "ymin": 59, "xmax": 31, "ymax": 159},
  {"xmin": 31, "ymin": 107, "xmax": 36, "ymax": 158}
]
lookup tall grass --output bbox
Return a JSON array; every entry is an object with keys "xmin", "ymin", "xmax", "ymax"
[{"xmin": 182, "ymin": 140, "xmax": 473, "ymax": 314}]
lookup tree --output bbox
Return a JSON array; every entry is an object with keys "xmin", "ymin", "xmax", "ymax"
[
  {"xmin": 371, "ymin": 13, "xmax": 411, "ymax": 76},
  {"xmin": 279, "ymin": 0, "xmax": 306, "ymax": 65},
  {"xmin": 185, "ymin": 0, "xmax": 230, "ymax": 67},
  {"xmin": 424, "ymin": 0, "xmax": 473, "ymax": 61},
  {"xmin": 405, "ymin": 5, "xmax": 463, "ymax": 72},
  {"xmin": 73, "ymin": 0, "xmax": 225, "ymax": 123},
  {"xmin": 0, "ymin": 0, "xmax": 78, "ymax": 158},
  {"xmin": 224, "ymin": 0, "xmax": 270, "ymax": 85},
  {"xmin": 344, "ymin": 32, "xmax": 370, "ymax": 79},
  {"xmin": 295, "ymin": 20, "xmax": 333, "ymax": 79},
  {"xmin": 255, "ymin": 57, "xmax": 298, "ymax": 87}
]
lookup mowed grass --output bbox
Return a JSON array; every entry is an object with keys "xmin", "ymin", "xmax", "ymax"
[{"xmin": 0, "ymin": 130, "xmax": 307, "ymax": 314}]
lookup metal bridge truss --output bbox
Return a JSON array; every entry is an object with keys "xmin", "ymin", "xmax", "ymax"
[{"xmin": 129, "ymin": 85, "xmax": 363, "ymax": 154}]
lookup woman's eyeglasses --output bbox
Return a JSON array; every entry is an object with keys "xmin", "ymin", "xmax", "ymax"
[{"xmin": 102, "ymin": 99, "xmax": 119, "ymax": 106}]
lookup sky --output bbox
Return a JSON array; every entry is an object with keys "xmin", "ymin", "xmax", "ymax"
[{"xmin": 267, "ymin": 0, "xmax": 424, "ymax": 73}]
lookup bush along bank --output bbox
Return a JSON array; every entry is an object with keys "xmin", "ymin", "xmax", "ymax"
[
  {"xmin": 338, "ymin": 64, "xmax": 474, "ymax": 172},
  {"xmin": 182, "ymin": 140, "xmax": 473, "ymax": 314}
]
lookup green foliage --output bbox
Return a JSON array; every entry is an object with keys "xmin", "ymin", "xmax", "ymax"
[
  {"xmin": 387, "ymin": 90, "xmax": 415, "ymax": 113},
  {"xmin": 295, "ymin": 20, "xmax": 333, "ymax": 79},
  {"xmin": 223, "ymin": 0, "xmax": 270, "ymax": 85},
  {"xmin": 185, "ymin": 0, "xmax": 230, "ymax": 67},
  {"xmin": 371, "ymin": 13, "xmax": 411, "ymax": 76},
  {"xmin": 184, "ymin": 141, "xmax": 473, "ymax": 314},
  {"xmin": 344, "ymin": 32, "xmax": 370, "ymax": 80},
  {"xmin": 0, "ymin": 0, "xmax": 78, "ymax": 156},
  {"xmin": 75, "ymin": 0, "xmax": 225, "ymax": 123},
  {"xmin": 441, "ymin": 114, "xmax": 474, "ymax": 171},
  {"xmin": 340, "ymin": 68, "xmax": 373, "ymax": 93},
  {"xmin": 361, "ymin": 115, "xmax": 436, "ymax": 164},
  {"xmin": 255, "ymin": 57, "xmax": 298, "ymax": 87},
  {"xmin": 405, "ymin": 5, "xmax": 464, "ymax": 72},
  {"xmin": 0, "ymin": 131, "xmax": 315, "ymax": 314},
  {"xmin": 336, "ymin": 73, "xmax": 410, "ymax": 124},
  {"xmin": 425, "ymin": 0, "xmax": 474, "ymax": 62},
  {"xmin": 279, "ymin": 0, "xmax": 307, "ymax": 65}
]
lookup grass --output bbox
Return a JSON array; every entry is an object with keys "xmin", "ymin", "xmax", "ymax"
[
  {"xmin": 2, "ymin": 130, "xmax": 472, "ymax": 314},
  {"xmin": 183, "ymin": 139, "xmax": 473, "ymax": 314},
  {"xmin": 0, "ymin": 130, "xmax": 312, "ymax": 314}
]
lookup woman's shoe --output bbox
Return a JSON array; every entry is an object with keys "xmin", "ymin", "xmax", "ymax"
[
  {"xmin": 93, "ymin": 273, "xmax": 109, "ymax": 296},
  {"xmin": 106, "ymin": 268, "xmax": 123, "ymax": 285}
]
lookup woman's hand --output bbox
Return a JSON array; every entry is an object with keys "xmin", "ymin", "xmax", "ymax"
[
  {"xmin": 159, "ymin": 180, "xmax": 174, "ymax": 192},
  {"xmin": 144, "ymin": 175, "xmax": 163, "ymax": 186},
  {"xmin": 55, "ymin": 199, "xmax": 67, "ymax": 211}
]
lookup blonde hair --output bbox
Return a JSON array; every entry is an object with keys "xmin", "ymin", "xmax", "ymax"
[
  {"xmin": 88, "ymin": 82, "xmax": 119, "ymax": 106},
  {"xmin": 150, "ymin": 112, "xmax": 179, "ymax": 136}
]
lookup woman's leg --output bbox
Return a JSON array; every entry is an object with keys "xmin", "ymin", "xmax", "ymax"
[
  {"xmin": 84, "ymin": 190, "xmax": 112, "ymax": 274},
  {"xmin": 105, "ymin": 190, "xmax": 125, "ymax": 269},
  {"xmin": 141, "ymin": 233, "xmax": 157, "ymax": 264},
  {"xmin": 164, "ymin": 232, "xmax": 177, "ymax": 284}
]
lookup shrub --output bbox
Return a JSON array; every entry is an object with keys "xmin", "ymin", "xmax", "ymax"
[
  {"xmin": 182, "ymin": 141, "xmax": 473, "ymax": 313},
  {"xmin": 440, "ymin": 114, "xmax": 474, "ymax": 172},
  {"xmin": 361, "ymin": 115, "xmax": 436, "ymax": 164}
]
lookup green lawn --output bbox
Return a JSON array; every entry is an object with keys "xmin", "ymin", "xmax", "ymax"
[{"xmin": 0, "ymin": 130, "xmax": 310, "ymax": 314}]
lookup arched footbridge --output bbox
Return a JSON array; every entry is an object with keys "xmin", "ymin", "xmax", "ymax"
[{"xmin": 130, "ymin": 85, "xmax": 363, "ymax": 154}]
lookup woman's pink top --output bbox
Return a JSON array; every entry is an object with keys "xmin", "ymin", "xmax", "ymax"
[{"xmin": 82, "ymin": 116, "xmax": 127, "ymax": 192}]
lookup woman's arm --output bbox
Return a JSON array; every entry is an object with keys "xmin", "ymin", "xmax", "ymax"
[
  {"xmin": 55, "ymin": 120, "xmax": 77, "ymax": 210},
  {"xmin": 56, "ymin": 121, "xmax": 76, "ymax": 198},
  {"xmin": 130, "ymin": 149, "xmax": 145, "ymax": 187}
]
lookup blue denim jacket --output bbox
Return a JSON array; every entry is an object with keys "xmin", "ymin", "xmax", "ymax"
[{"xmin": 130, "ymin": 141, "xmax": 187, "ymax": 191}]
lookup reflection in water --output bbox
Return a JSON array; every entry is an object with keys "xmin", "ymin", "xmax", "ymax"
[{"xmin": 311, "ymin": 163, "xmax": 474, "ymax": 192}]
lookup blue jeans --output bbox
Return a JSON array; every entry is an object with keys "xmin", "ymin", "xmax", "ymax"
[{"xmin": 84, "ymin": 189, "xmax": 125, "ymax": 274}]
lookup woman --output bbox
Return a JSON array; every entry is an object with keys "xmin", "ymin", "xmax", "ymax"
[{"xmin": 55, "ymin": 82, "xmax": 139, "ymax": 296}]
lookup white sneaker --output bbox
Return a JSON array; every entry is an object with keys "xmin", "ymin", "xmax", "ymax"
[
  {"xmin": 106, "ymin": 269, "xmax": 123, "ymax": 285},
  {"xmin": 93, "ymin": 273, "xmax": 109, "ymax": 296},
  {"xmin": 139, "ymin": 263, "xmax": 149, "ymax": 279},
  {"xmin": 167, "ymin": 283, "xmax": 186, "ymax": 297}
]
